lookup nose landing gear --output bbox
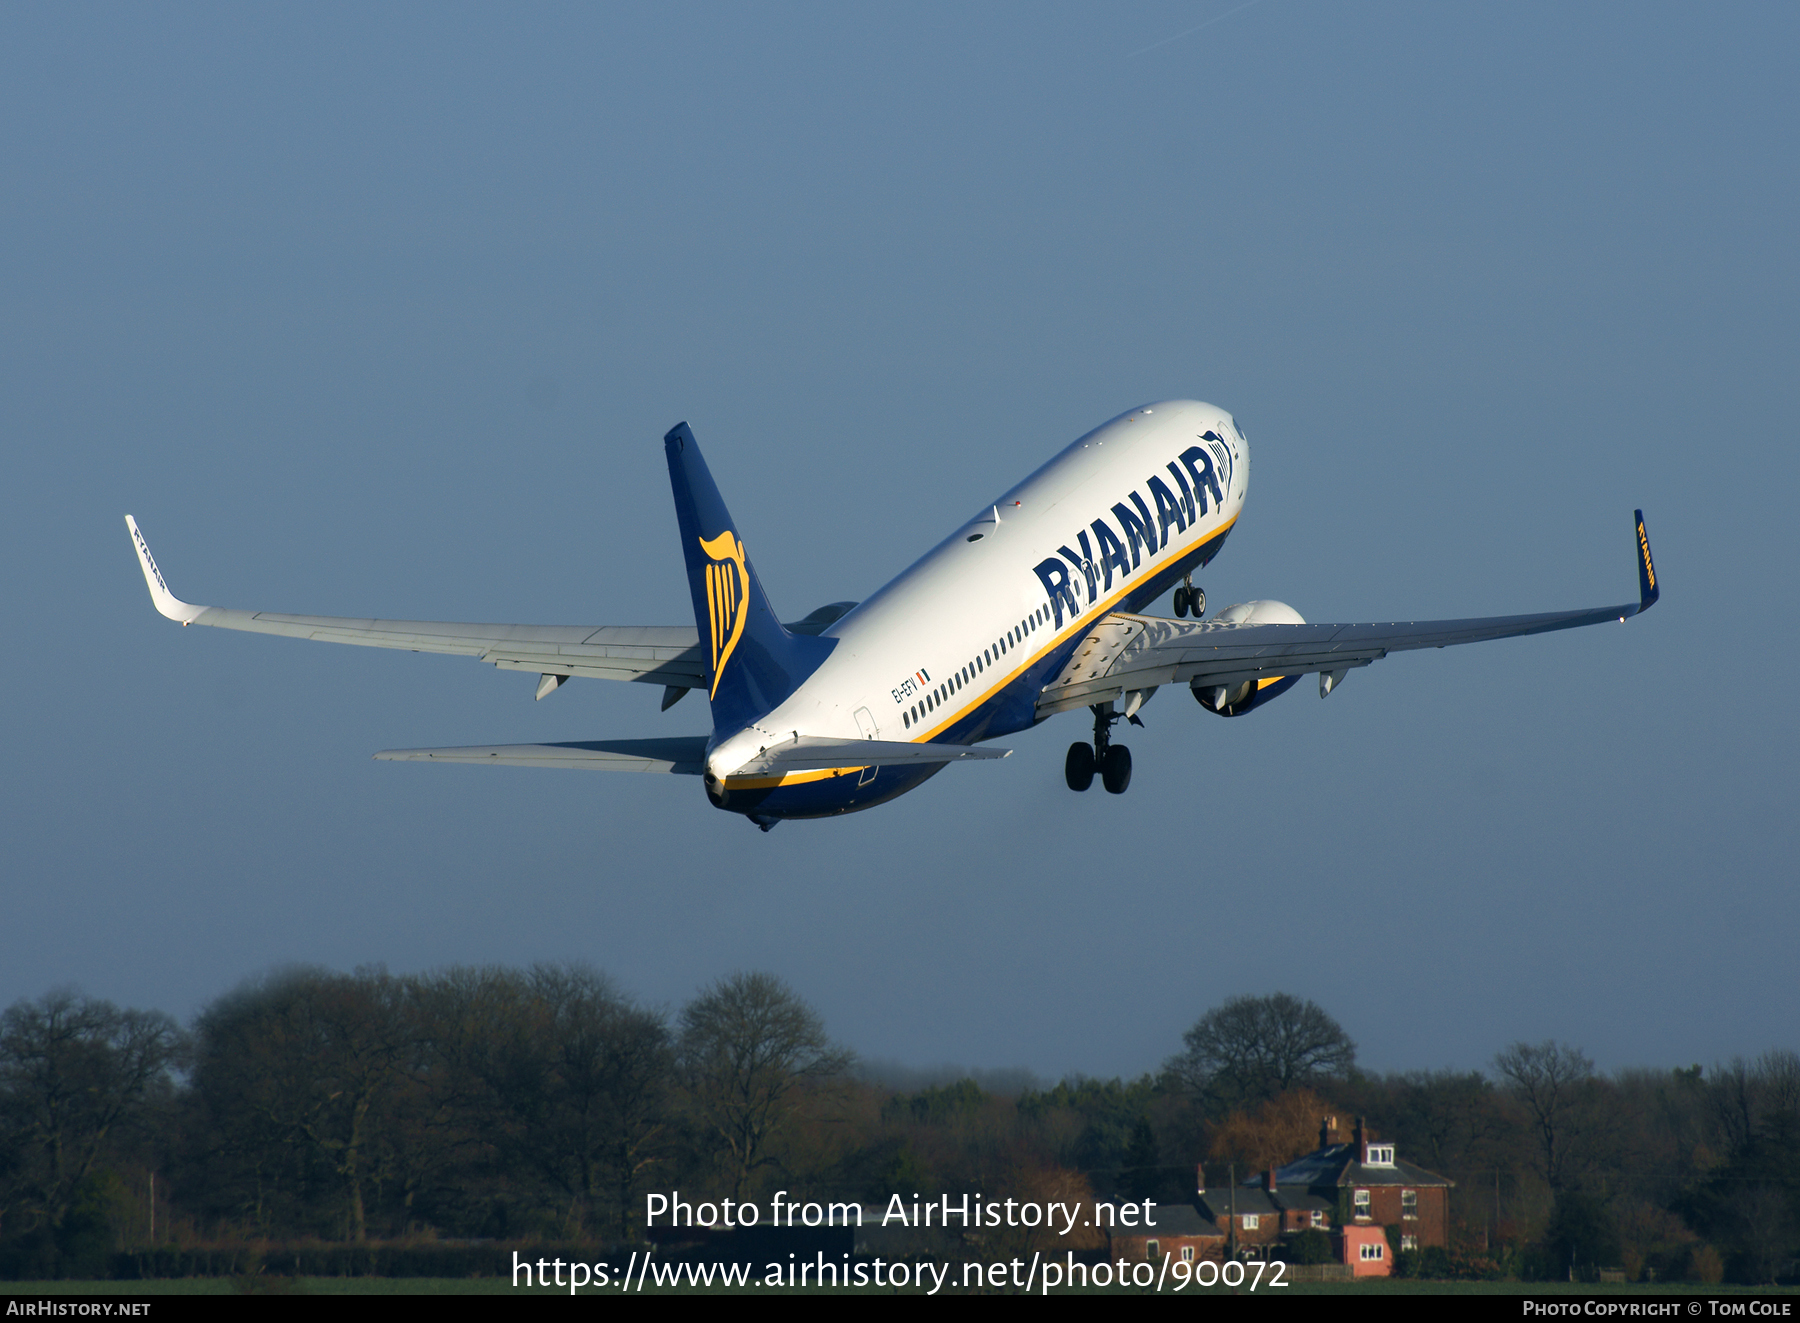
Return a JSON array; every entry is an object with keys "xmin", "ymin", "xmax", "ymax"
[{"xmin": 1065, "ymin": 703, "xmax": 1133, "ymax": 794}]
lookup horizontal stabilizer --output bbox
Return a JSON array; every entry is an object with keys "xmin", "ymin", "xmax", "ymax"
[
  {"xmin": 374, "ymin": 737, "xmax": 708, "ymax": 774},
  {"xmin": 730, "ymin": 735, "xmax": 1009, "ymax": 777}
]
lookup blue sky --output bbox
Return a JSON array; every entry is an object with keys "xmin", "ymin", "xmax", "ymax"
[{"xmin": 2, "ymin": 1, "xmax": 1794, "ymax": 1082}]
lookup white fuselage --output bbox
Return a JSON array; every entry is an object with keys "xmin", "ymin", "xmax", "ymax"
[{"xmin": 707, "ymin": 400, "xmax": 1249, "ymax": 781}]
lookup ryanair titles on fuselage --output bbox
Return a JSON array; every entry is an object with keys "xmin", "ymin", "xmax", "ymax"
[{"xmin": 1030, "ymin": 430, "xmax": 1237, "ymax": 629}]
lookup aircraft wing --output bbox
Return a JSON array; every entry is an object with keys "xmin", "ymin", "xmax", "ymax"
[
  {"xmin": 374, "ymin": 737, "xmax": 709, "ymax": 773},
  {"xmin": 1038, "ymin": 511, "xmax": 1660, "ymax": 716},
  {"xmin": 127, "ymin": 516, "xmax": 706, "ymax": 689}
]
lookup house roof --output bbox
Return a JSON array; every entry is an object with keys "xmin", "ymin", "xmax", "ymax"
[
  {"xmin": 1259, "ymin": 1143, "xmax": 1453, "ymax": 1190},
  {"xmin": 1197, "ymin": 1187, "xmax": 1281, "ymax": 1220},
  {"xmin": 1271, "ymin": 1186, "xmax": 1334, "ymax": 1212},
  {"xmin": 1128, "ymin": 1201, "xmax": 1224, "ymax": 1238}
]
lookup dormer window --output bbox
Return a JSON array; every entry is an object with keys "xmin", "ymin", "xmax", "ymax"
[{"xmin": 1366, "ymin": 1144, "xmax": 1395, "ymax": 1166}]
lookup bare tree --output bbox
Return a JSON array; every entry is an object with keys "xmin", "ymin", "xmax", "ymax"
[
  {"xmin": 0, "ymin": 990, "xmax": 185, "ymax": 1234},
  {"xmin": 677, "ymin": 972, "xmax": 853, "ymax": 1199},
  {"xmin": 1492, "ymin": 1039, "xmax": 1596, "ymax": 1190},
  {"xmin": 1707, "ymin": 1050, "xmax": 1800, "ymax": 1155},
  {"xmin": 1386, "ymin": 1069, "xmax": 1508, "ymax": 1175},
  {"xmin": 425, "ymin": 965, "xmax": 673, "ymax": 1239},
  {"xmin": 1208, "ymin": 1087, "xmax": 1336, "ymax": 1172},
  {"xmin": 190, "ymin": 968, "xmax": 412, "ymax": 1241},
  {"xmin": 1163, "ymin": 993, "xmax": 1355, "ymax": 1112}
]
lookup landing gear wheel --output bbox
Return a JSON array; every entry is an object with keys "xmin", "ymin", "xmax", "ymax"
[
  {"xmin": 1190, "ymin": 587, "xmax": 1205, "ymax": 617},
  {"xmin": 1101, "ymin": 744, "xmax": 1132, "ymax": 794},
  {"xmin": 1064, "ymin": 742, "xmax": 1095, "ymax": 792},
  {"xmin": 1172, "ymin": 586, "xmax": 1190, "ymax": 617}
]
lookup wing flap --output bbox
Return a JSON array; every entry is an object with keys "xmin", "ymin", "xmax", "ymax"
[{"xmin": 374, "ymin": 737, "xmax": 708, "ymax": 774}]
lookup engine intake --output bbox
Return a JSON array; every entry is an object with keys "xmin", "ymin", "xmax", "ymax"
[{"xmin": 1192, "ymin": 600, "xmax": 1305, "ymax": 717}]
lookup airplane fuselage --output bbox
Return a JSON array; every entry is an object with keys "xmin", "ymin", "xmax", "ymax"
[{"xmin": 705, "ymin": 400, "xmax": 1248, "ymax": 821}]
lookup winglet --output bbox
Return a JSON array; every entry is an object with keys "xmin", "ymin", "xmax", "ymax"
[
  {"xmin": 1633, "ymin": 509, "xmax": 1659, "ymax": 615},
  {"xmin": 124, "ymin": 516, "xmax": 207, "ymax": 623}
]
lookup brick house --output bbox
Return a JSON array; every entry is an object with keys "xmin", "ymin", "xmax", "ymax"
[
  {"xmin": 1263, "ymin": 1116, "xmax": 1454, "ymax": 1275},
  {"xmin": 1112, "ymin": 1116, "xmax": 1453, "ymax": 1274},
  {"xmin": 1106, "ymin": 1200, "xmax": 1226, "ymax": 1265}
]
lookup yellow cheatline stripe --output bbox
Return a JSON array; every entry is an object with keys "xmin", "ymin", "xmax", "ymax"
[
  {"xmin": 907, "ymin": 511, "xmax": 1240, "ymax": 746},
  {"xmin": 724, "ymin": 766, "xmax": 868, "ymax": 790},
  {"xmin": 734, "ymin": 511, "xmax": 1240, "ymax": 791}
]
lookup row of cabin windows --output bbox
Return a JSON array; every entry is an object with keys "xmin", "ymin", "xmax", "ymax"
[{"xmin": 900, "ymin": 604, "xmax": 1057, "ymax": 730}]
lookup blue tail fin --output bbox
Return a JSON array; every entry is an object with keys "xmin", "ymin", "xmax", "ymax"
[{"xmin": 664, "ymin": 423, "xmax": 834, "ymax": 733}]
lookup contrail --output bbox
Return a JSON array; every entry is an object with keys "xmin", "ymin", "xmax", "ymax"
[{"xmin": 1124, "ymin": 0, "xmax": 1270, "ymax": 59}]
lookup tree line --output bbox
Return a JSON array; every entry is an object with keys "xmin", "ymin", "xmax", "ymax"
[{"xmin": 0, "ymin": 975, "xmax": 1794, "ymax": 1284}]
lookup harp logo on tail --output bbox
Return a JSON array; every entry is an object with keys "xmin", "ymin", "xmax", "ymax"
[{"xmin": 699, "ymin": 529, "xmax": 750, "ymax": 699}]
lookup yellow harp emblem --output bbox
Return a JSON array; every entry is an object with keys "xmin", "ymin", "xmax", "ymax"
[{"xmin": 699, "ymin": 530, "xmax": 750, "ymax": 699}]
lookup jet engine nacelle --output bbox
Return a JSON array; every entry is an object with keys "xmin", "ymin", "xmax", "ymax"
[{"xmin": 1192, "ymin": 599, "xmax": 1306, "ymax": 717}]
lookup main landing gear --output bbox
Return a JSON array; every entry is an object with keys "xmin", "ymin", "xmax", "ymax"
[
  {"xmin": 1065, "ymin": 704, "xmax": 1133, "ymax": 795},
  {"xmin": 1172, "ymin": 575, "xmax": 1206, "ymax": 619}
]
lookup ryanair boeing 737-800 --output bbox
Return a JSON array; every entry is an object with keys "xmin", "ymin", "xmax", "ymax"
[{"xmin": 128, "ymin": 400, "xmax": 1659, "ymax": 830}]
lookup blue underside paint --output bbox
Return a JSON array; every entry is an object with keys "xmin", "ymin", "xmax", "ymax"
[
  {"xmin": 714, "ymin": 523, "xmax": 1236, "ymax": 822},
  {"xmin": 1215, "ymin": 672, "xmax": 1301, "ymax": 716}
]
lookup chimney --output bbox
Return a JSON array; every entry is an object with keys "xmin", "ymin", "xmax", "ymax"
[
  {"xmin": 1319, "ymin": 1115, "xmax": 1338, "ymax": 1149},
  {"xmin": 1195, "ymin": 1162, "xmax": 1205, "ymax": 1195},
  {"xmin": 1266, "ymin": 1166, "xmax": 1278, "ymax": 1194},
  {"xmin": 1355, "ymin": 1116, "xmax": 1370, "ymax": 1164}
]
